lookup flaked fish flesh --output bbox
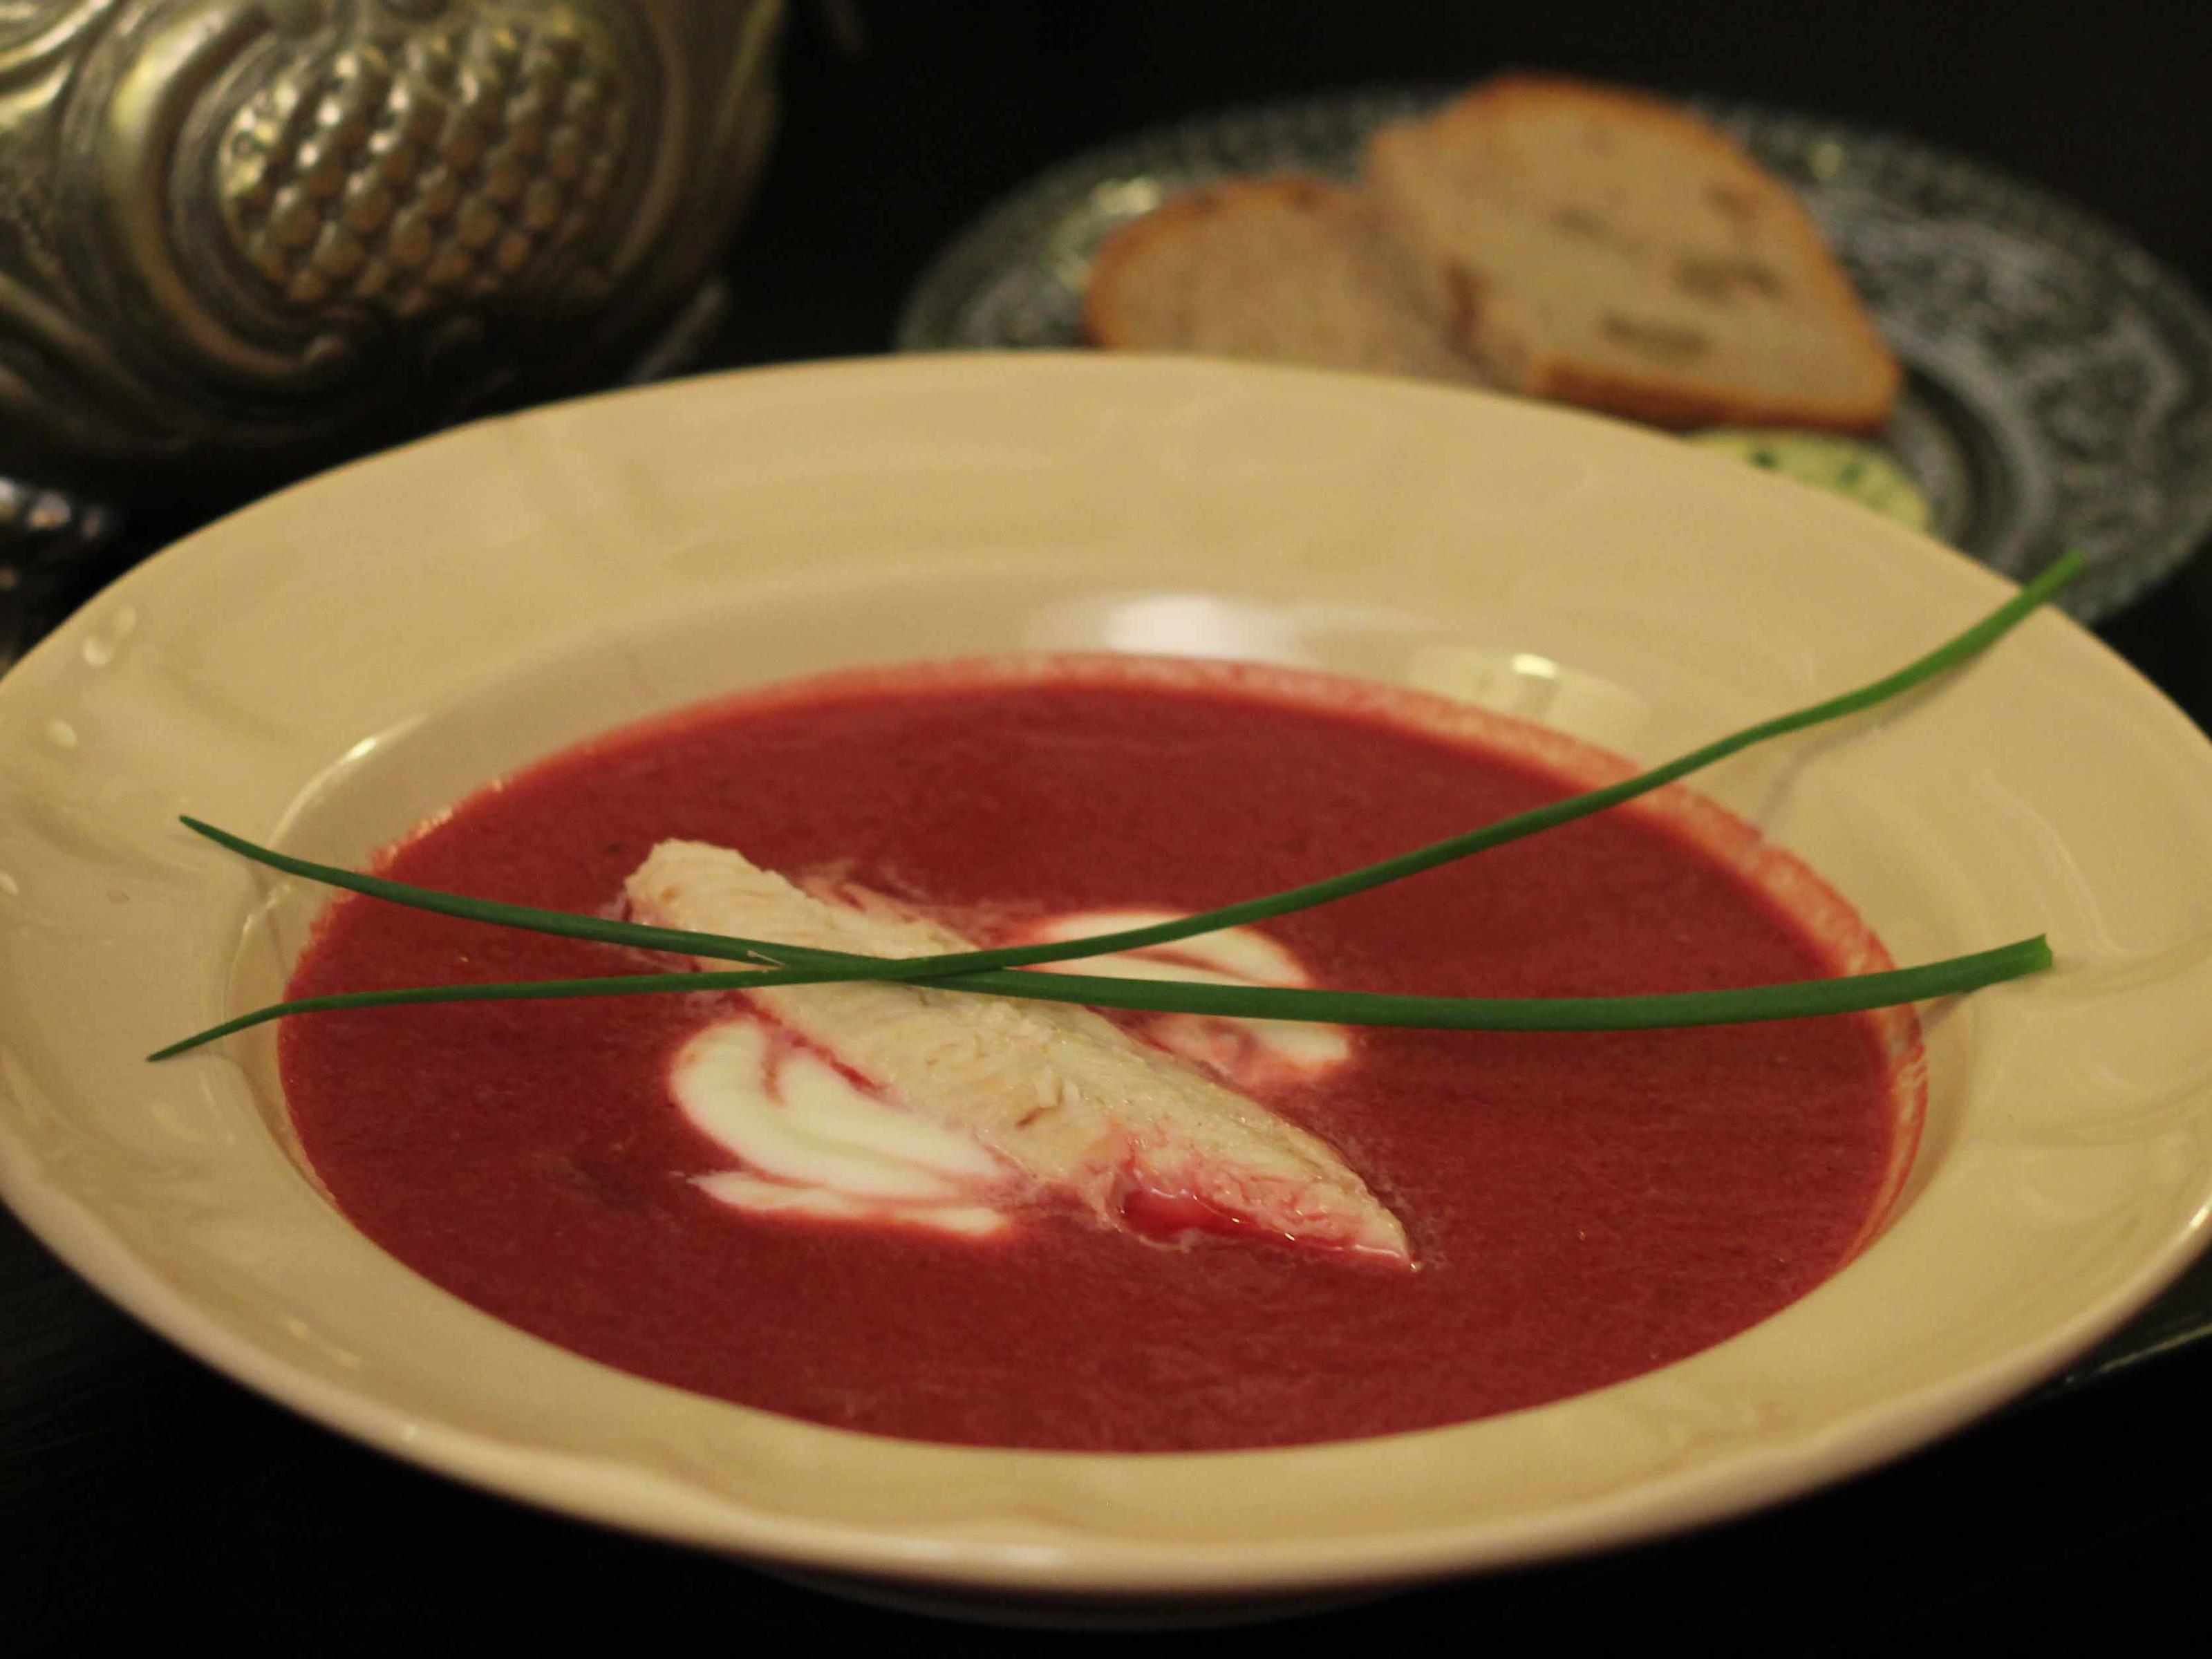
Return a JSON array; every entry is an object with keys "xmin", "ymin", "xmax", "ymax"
[{"xmin": 624, "ymin": 841, "xmax": 1411, "ymax": 1265}]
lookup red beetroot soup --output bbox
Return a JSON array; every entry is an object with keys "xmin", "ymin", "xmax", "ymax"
[{"xmin": 280, "ymin": 657, "xmax": 1919, "ymax": 1452}]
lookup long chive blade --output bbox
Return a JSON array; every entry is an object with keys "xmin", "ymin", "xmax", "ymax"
[
  {"xmin": 148, "ymin": 935, "xmax": 2050, "ymax": 1061},
  {"xmin": 941, "ymin": 550, "xmax": 2085, "ymax": 971},
  {"xmin": 177, "ymin": 552, "xmax": 2080, "ymax": 993},
  {"xmin": 178, "ymin": 816, "xmax": 874, "ymax": 973},
  {"xmin": 160, "ymin": 553, "xmax": 2076, "ymax": 1060},
  {"xmin": 147, "ymin": 965, "xmax": 818, "ymax": 1060}
]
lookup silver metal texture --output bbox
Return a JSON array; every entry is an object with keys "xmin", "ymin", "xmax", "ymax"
[{"xmin": 0, "ymin": 1, "xmax": 784, "ymax": 479}]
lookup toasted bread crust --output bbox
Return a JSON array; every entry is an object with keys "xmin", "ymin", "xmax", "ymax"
[
  {"xmin": 1363, "ymin": 75, "xmax": 1902, "ymax": 431},
  {"xmin": 1523, "ymin": 354, "xmax": 1895, "ymax": 432}
]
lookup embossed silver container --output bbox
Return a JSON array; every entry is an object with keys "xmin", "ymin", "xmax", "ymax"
[{"xmin": 0, "ymin": 0, "xmax": 785, "ymax": 486}]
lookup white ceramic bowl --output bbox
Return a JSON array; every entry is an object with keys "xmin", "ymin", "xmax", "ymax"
[{"xmin": 3, "ymin": 355, "xmax": 2209, "ymax": 1614}]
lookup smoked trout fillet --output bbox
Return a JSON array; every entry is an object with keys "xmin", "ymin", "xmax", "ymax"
[{"xmin": 624, "ymin": 841, "xmax": 1411, "ymax": 1264}]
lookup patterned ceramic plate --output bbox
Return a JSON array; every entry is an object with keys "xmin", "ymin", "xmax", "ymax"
[{"xmin": 898, "ymin": 91, "xmax": 2212, "ymax": 624}]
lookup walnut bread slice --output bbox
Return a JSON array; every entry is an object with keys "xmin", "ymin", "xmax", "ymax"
[{"xmin": 1363, "ymin": 75, "xmax": 1902, "ymax": 431}]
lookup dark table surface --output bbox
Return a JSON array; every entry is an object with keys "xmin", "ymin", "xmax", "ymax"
[{"xmin": 9, "ymin": 3, "xmax": 2212, "ymax": 1651}]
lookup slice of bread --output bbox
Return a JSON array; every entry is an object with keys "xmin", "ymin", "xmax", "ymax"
[
  {"xmin": 1082, "ymin": 176, "xmax": 1488, "ymax": 384},
  {"xmin": 1364, "ymin": 76, "xmax": 1902, "ymax": 431}
]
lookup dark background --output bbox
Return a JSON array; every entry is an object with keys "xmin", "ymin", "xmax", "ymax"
[
  {"xmin": 10, "ymin": 1, "xmax": 2212, "ymax": 1652},
  {"xmin": 722, "ymin": 0, "xmax": 2212, "ymax": 362}
]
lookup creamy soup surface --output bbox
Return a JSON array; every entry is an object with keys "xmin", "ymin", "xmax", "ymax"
[{"xmin": 281, "ymin": 657, "xmax": 1917, "ymax": 1452}]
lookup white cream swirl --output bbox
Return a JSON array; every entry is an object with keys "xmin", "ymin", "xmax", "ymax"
[{"xmin": 672, "ymin": 911, "xmax": 1355, "ymax": 1238}]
